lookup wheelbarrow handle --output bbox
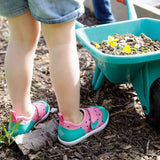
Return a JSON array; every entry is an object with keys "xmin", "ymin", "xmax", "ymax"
[
  {"xmin": 75, "ymin": 20, "xmax": 84, "ymax": 29},
  {"xmin": 116, "ymin": 0, "xmax": 125, "ymax": 5},
  {"xmin": 117, "ymin": 0, "xmax": 138, "ymax": 20}
]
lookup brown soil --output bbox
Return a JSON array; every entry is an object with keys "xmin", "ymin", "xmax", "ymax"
[
  {"xmin": 1, "ymin": 8, "xmax": 160, "ymax": 160},
  {"xmin": 91, "ymin": 33, "xmax": 160, "ymax": 55}
]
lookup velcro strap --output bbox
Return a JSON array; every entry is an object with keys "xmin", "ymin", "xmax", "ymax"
[{"xmin": 87, "ymin": 108, "xmax": 98, "ymax": 129}]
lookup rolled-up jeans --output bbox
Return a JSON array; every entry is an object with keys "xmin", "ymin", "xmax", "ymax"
[
  {"xmin": 0, "ymin": 0, "xmax": 84, "ymax": 24},
  {"xmin": 92, "ymin": 0, "xmax": 115, "ymax": 24}
]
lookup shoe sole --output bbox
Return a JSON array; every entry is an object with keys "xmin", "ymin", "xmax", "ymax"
[{"xmin": 58, "ymin": 110, "xmax": 109, "ymax": 146}]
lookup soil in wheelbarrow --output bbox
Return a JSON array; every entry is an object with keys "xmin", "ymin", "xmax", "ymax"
[
  {"xmin": 91, "ymin": 33, "xmax": 160, "ymax": 55},
  {"xmin": 1, "ymin": 8, "xmax": 160, "ymax": 160}
]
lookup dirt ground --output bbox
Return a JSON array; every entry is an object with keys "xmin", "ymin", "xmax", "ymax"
[{"xmin": 1, "ymin": 8, "xmax": 160, "ymax": 160}]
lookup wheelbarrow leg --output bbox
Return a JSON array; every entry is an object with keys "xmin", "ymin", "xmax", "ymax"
[
  {"xmin": 131, "ymin": 60, "xmax": 160, "ymax": 129},
  {"xmin": 131, "ymin": 63, "xmax": 150, "ymax": 115},
  {"xmin": 92, "ymin": 65, "xmax": 106, "ymax": 90},
  {"xmin": 131, "ymin": 61, "xmax": 160, "ymax": 115},
  {"xmin": 92, "ymin": 65, "xmax": 100, "ymax": 87}
]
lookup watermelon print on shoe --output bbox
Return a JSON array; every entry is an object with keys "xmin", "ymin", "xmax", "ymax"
[
  {"xmin": 58, "ymin": 106, "xmax": 109, "ymax": 146},
  {"xmin": 9, "ymin": 100, "xmax": 50, "ymax": 137}
]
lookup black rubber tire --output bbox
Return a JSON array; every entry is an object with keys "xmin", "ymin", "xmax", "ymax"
[{"xmin": 146, "ymin": 78, "xmax": 160, "ymax": 129}]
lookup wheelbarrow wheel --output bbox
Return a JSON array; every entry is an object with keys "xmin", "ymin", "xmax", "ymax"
[{"xmin": 146, "ymin": 78, "xmax": 160, "ymax": 129}]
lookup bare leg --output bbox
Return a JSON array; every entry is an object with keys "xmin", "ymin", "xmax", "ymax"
[
  {"xmin": 5, "ymin": 11, "xmax": 40, "ymax": 117},
  {"xmin": 41, "ymin": 20, "xmax": 83, "ymax": 124}
]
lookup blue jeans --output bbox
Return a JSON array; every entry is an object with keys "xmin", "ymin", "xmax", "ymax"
[
  {"xmin": 92, "ymin": 0, "xmax": 115, "ymax": 24},
  {"xmin": 0, "ymin": 0, "xmax": 84, "ymax": 24}
]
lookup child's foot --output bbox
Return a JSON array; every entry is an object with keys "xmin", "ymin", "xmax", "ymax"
[
  {"xmin": 58, "ymin": 106, "xmax": 109, "ymax": 146},
  {"xmin": 8, "ymin": 100, "xmax": 50, "ymax": 137}
]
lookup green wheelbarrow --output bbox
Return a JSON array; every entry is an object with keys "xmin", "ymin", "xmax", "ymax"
[{"xmin": 76, "ymin": 0, "xmax": 160, "ymax": 128}]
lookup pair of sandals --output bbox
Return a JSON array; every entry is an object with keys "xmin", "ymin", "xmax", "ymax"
[{"xmin": 9, "ymin": 100, "xmax": 109, "ymax": 146}]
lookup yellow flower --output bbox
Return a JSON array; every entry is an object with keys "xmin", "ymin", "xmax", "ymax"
[
  {"xmin": 107, "ymin": 36, "xmax": 118, "ymax": 48},
  {"xmin": 95, "ymin": 43, "xmax": 100, "ymax": 49},
  {"xmin": 123, "ymin": 45, "xmax": 131, "ymax": 53}
]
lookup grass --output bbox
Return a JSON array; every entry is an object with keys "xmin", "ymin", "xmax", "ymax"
[{"xmin": 0, "ymin": 112, "xmax": 21, "ymax": 148}]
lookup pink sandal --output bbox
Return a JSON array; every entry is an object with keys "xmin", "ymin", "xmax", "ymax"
[
  {"xmin": 9, "ymin": 100, "xmax": 50, "ymax": 137},
  {"xmin": 58, "ymin": 106, "xmax": 109, "ymax": 146}
]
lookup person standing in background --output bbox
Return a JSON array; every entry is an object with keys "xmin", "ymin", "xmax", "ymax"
[{"xmin": 92, "ymin": 0, "xmax": 115, "ymax": 24}]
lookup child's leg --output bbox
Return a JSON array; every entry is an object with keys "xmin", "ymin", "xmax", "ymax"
[
  {"xmin": 41, "ymin": 20, "xmax": 83, "ymax": 124},
  {"xmin": 5, "ymin": 11, "xmax": 40, "ymax": 117}
]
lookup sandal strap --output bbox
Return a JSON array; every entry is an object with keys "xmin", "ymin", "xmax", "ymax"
[{"xmin": 87, "ymin": 107, "xmax": 98, "ymax": 129}]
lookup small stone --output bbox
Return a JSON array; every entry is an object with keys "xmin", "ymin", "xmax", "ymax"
[{"xmin": 50, "ymin": 107, "xmax": 58, "ymax": 113}]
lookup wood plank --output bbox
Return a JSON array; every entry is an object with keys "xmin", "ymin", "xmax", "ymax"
[{"xmin": 15, "ymin": 119, "xmax": 58, "ymax": 155}]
